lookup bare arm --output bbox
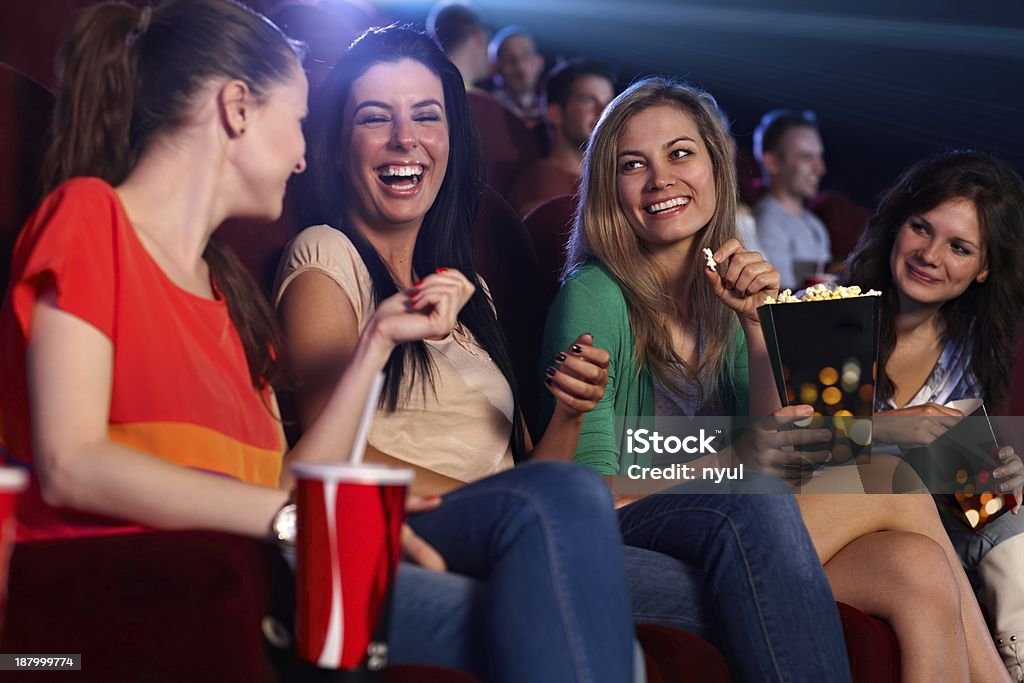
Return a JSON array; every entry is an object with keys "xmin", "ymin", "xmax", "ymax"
[
  {"xmin": 278, "ymin": 269, "xmax": 467, "ymax": 495},
  {"xmin": 28, "ymin": 292, "xmax": 288, "ymax": 539}
]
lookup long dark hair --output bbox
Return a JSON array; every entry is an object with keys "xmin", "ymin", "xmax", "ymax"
[
  {"xmin": 844, "ymin": 151, "xmax": 1024, "ymax": 412},
  {"xmin": 296, "ymin": 25, "xmax": 526, "ymax": 458},
  {"xmin": 40, "ymin": 0, "xmax": 304, "ymax": 391}
]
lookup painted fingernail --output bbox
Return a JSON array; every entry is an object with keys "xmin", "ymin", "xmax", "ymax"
[
  {"xmin": 544, "ymin": 377, "xmax": 553, "ymax": 385},
  {"xmin": 556, "ymin": 352, "xmax": 567, "ymax": 362},
  {"xmin": 436, "ymin": 267, "xmax": 448, "ymax": 273},
  {"xmin": 545, "ymin": 366, "xmax": 557, "ymax": 377},
  {"xmin": 414, "ymin": 279, "xmax": 423, "ymax": 287},
  {"xmin": 571, "ymin": 344, "xmax": 583, "ymax": 354}
]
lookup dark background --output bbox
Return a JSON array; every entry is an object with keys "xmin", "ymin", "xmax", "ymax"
[
  {"xmin": 3, "ymin": 0, "xmax": 1023, "ymax": 207},
  {"xmin": 380, "ymin": 0, "xmax": 1024, "ymax": 207}
]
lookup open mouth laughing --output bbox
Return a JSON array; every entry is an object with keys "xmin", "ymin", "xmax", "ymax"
[{"xmin": 376, "ymin": 163, "xmax": 425, "ymax": 191}]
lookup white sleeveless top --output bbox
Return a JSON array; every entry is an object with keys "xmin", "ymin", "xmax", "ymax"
[{"xmin": 275, "ymin": 225, "xmax": 515, "ymax": 482}]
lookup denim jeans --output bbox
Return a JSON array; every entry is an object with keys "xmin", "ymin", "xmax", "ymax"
[
  {"xmin": 618, "ymin": 489, "xmax": 853, "ymax": 683},
  {"xmin": 400, "ymin": 461, "xmax": 634, "ymax": 683},
  {"xmin": 937, "ymin": 493, "xmax": 1024, "ymax": 590}
]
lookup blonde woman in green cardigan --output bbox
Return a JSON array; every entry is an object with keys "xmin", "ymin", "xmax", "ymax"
[{"xmin": 541, "ymin": 76, "xmax": 1013, "ymax": 683}]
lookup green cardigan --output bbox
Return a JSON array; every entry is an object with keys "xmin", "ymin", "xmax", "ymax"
[{"xmin": 540, "ymin": 262, "xmax": 749, "ymax": 474}]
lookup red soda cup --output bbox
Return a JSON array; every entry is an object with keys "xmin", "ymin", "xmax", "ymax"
[{"xmin": 291, "ymin": 462, "xmax": 412, "ymax": 672}]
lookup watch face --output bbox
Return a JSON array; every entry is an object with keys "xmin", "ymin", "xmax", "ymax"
[{"xmin": 275, "ymin": 503, "xmax": 297, "ymax": 545}]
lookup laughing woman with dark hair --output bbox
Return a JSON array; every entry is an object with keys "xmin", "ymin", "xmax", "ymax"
[{"xmin": 275, "ymin": 25, "xmax": 637, "ymax": 683}]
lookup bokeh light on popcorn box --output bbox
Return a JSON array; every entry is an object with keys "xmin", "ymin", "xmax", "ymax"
[
  {"xmin": 757, "ymin": 288, "xmax": 880, "ymax": 464},
  {"xmin": 904, "ymin": 398, "xmax": 1015, "ymax": 529}
]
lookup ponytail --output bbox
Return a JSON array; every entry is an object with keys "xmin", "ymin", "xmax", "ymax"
[
  {"xmin": 41, "ymin": 2, "xmax": 142, "ymax": 194},
  {"xmin": 40, "ymin": 0, "xmax": 305, "ymax": 391}
]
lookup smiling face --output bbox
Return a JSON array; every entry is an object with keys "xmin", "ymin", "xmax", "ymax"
[
  {"xmin": 769, "ymin": 125, "xmax": 825, "ymax": 201},
  {"xmin": 615, "ymin": 103, "xmax": 716, "ymax": 256},
  {"xmin": 341, "ymin": 59, "xmax": 449, "ymax": 236},
  {"xmin": 889, "ymin": 197, "xmax": 990, "ymax": 309}
]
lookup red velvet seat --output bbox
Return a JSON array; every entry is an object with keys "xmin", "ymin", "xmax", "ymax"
[
  {"xmin": 1, "ymin": 531, "xmax": 480, "ymax": 682},
  {"xmin": 838, "ymin": 601, "xmax": 901, "ymax": 683},
  {"xmin": 471, "ymin": 186, "xmax": 549, "ymax": 436},
  {"xmin": 809, "ymin": 190, "xmax": 872, "ymax": 263},
  {"xmin": 467, "ymin": 90, "xmax": 542, "ymax": 197},
  {"xmin": 522, "ymin": 193, "xmax": 575, "ymax": 308},
  {"xmin": 637, "ymin": 623, "xmax": 731, "ymax": 682},
  {"xmin": 0, "ymin": 63, "xmax": 53, "ymax": 300}
]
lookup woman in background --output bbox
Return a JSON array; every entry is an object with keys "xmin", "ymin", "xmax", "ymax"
[{"xmin": 843, "ymin": 150, "xmax": 1024, "ymax": 680}]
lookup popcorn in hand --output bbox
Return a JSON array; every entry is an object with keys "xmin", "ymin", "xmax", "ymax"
[{"xmin": 703, "ymin": 248, "xmax": 717, "ymax": 272}]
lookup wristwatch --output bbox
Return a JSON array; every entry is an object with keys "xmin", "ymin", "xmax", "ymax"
[{"xmin": 271, "ymin": 501, "xmax": 297, "ymax": 549}]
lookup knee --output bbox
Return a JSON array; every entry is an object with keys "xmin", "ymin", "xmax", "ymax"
[
  {"xmin": 515, "ymin": 461, "xmax": 613, "ymax": 512},
  {"xmin": 882, "ymin": 532, "xmax": 961, "ymax": 613}
]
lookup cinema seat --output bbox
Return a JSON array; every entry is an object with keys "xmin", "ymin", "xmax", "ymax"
[
  {"xmin": 1, "ymin": 531, "xmax": 481, "ymax": 683},
  {"xmin": 0, "ymin": 63, "xmax": 54, "ymax": 300},
  {"xmin": 468, "ymin": 90, "xmax": 541, "ymax": 197}
]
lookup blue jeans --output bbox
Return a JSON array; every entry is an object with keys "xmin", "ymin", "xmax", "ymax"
[
  {"xmin": 399, "ymin": 461, "xmax": 634, "ymax": 683},
  {"xmin": 618, "ymin": 490, "xmax": 852, "ymax": 683},
  {"xmin": 937, "ymin": 494, "xmax": 1024, "ymax": 590}
]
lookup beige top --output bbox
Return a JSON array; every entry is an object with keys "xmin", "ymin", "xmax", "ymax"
[{"xmin": 274, "ymin": 225, "xmax": 515, "ymax": 482}]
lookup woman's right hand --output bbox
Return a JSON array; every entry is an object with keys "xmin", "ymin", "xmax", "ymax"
[
  {"xmin": 369, "ymin": 268, "xmax": 475, "ymax": 346},
  {"xmin": 873, "ymin": 403, "xmax": 963, "ymax": 448},
  {"xmin": 401, "ymin": 495, "xmax": 446, "ymax": 572},
  {"xmin": 733, "ymin": 405, "xmax": 834, "ymax": 484},
  {"xmin": 703, "ymin": 239, "xmax": 780, "ymax": 326}
]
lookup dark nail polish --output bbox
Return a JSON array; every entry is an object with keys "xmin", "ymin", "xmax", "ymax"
[
  {"xmin": 545, "ymin": 366, "xmax": 557, "ymax": 377},
  {"xmin": 544, "ymin": 377, "xmax": 553, "ymax": 385},
  {"xmin": 556, "ymin": 352, "xmax": 567, "ymax": 362},
  {"xmin": 571, "ymin": 344, "xmax": 583, "ymax": 354}
]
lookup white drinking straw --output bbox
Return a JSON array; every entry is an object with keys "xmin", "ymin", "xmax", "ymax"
[{"xmin": 349, "ymin": 371, "xmax": 385, "ymax": 465}]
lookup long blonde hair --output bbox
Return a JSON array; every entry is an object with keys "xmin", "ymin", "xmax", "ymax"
[{"xmin": 564, "ymin": 77, "xmax": 739, "ymax": 399}]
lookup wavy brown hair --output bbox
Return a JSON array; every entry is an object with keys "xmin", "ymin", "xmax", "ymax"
[
  {"xmin": 844, "ymin": 151, "xmax": 1024, "ymax": 412},
  {"xmin": 40, "ymin": 0, "xmax": 304, "ymax": 390},
  {"xmin": 564, "ymin": 77, "xmax": 740, "ymax": 401}
]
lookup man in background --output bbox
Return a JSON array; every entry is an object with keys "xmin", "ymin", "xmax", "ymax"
[
  {"xmin": 753, "ymin": 109, "xmax": 831, "ymax": 290},
  {"xmin": 488, "ymin": 26, "xmax": 546, "ymax": 124},
  {"xmin": 507, "ymin": 59, "xmax": 615, "ymax": 216},
  {"xmin": 427, "ymin": 1, "xmax": 490, "ymax": 89}
]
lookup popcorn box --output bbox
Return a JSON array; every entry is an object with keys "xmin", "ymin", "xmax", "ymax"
[{"xmin": 757, "ymin": 294, "xmax": 880, "ymax": 462}]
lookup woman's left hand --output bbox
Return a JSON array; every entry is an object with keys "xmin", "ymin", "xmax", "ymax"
[
  {"xmin": 703, "ymin": 239, "xmax": 780, "ymax": 325},
  {"xmin": 993, "ymin": 446, "xmax": 1024, "ymax": 514},
  {"xmin": 545, "ymin": 333, "xmax": 610, "ymax": 417}
]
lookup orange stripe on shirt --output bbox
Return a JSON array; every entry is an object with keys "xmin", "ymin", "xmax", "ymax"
[{"xmin": 108, "ymin": 421, "xmax": 283, "ymax": 488}]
